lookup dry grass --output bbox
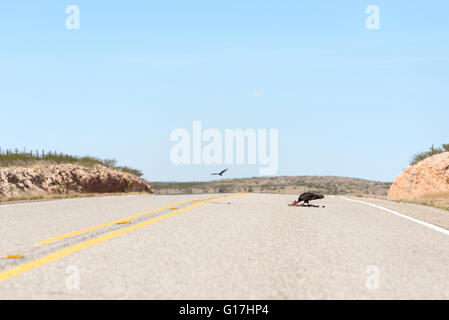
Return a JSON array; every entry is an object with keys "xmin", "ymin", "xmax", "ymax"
[
  {"xmin": 0, "ymin": 149, "xmax": 143, "ymax": 177},
  {"xmin": 346, "ymin": 193, "xmax": 388, "ymax": 200},
  {"xmin": 395, "ymin": 192, "xmax": 449, "ymax": 212},
  {"xmin": 350, "ymin": 192, "xmax": 449, "ymax": 212}
]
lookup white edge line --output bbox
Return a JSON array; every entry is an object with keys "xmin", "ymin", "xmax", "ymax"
[{"xmin": 340, "ymin": 196, "xmax": 449, "ymax": 236}]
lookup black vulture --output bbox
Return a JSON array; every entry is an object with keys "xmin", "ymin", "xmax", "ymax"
[
  {"xmin": 289, "ymin": 192, "xmax": 324, "ymax": 207},
  {"xmin": 211, "ymin": 169, "xmax": 228, "ymax": 176}
]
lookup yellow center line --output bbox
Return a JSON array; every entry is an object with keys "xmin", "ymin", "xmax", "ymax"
[
  {"xmin": 35, "ymin": 195, "xmax": 219, "ymax": 245},
  {"xmin": 0, "ymin": 193, "xmax": 242, "ymax": 283}
]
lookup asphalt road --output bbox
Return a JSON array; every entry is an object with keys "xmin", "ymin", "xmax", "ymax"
[{"xmin": 1, "ymin": 193, "xmax": 449, "ymax": 299}]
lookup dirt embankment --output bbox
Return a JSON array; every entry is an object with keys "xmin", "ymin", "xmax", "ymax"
[
  {"xmin": 388, "ymin": 152, "xmax": 449, "ymax": 199},
  {"xmin": 387, "ymin": 152, "xmax": 449, "ymax": 210},
  {"xmin": 0, "ymin": 164, "xmax": 154, "ymax": 200}
]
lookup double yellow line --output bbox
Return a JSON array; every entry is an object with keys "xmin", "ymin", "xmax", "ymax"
[
  {"xmin": 0, "ymin": 193, "xmax": 242, "ymax": 283},
  {"xmin": 36, "ymin": 194, "xmax": 218, "ymax": 245}
]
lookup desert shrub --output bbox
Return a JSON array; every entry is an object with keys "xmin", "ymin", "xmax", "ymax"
[
  {"xmin": 0, "ymin": 148, "xmax": 144, "ymax": 177},
  {"xmin": 410, "ymin": 143, "xmax": 449, "ymax": 165},
  {"xmin": 115, "ymin": 166, "xmax": 143, "ymax": 177},
  {"xmin": 102, "ymin": 159, "xmax": 118, "ymax": 168}
]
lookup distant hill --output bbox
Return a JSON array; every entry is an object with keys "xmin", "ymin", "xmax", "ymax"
[{"xmin": 152, "ymin": 176, "xmax": 392, "ymax": 196}]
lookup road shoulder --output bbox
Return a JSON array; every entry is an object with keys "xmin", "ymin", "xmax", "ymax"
[{"xmin": 345, "ymin": 196, "xmax": 449, "ymax": 232}]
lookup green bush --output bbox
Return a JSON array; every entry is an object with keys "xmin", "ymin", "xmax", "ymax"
[
  {"xmin": 410, "ymin": 143, "xmax": 449, "ymax": 165},
  {"xmin": 0, "ymin": 148, "xmax": 144, "ymax": 177},
  {"xmin": 114, "ymin": 166, "xmax": 143, "ymax": 178}
]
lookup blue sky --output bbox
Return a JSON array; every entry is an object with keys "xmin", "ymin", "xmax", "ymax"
[{"xmin": 0, "ymin": 1, "xmax": 448, "ymax": 182}]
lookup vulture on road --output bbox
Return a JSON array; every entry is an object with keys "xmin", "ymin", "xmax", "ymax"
[{"xmin": 289, "ymin": 192, "xmax": 325, "ymax": 207}]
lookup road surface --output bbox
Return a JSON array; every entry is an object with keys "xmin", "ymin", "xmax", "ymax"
[{"xmin": 1, "ymin": 193, "xmax": 449, "ymax": 299}]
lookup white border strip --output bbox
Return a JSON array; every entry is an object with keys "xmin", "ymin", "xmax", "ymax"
[{"xmin": 340, "ymin": 196, "xmax": 449, "ymax": 236}]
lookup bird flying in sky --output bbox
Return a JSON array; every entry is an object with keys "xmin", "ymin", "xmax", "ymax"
[{"xmin": 211, "ymin": 169, "xmax": 228, "ymax": 176}]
